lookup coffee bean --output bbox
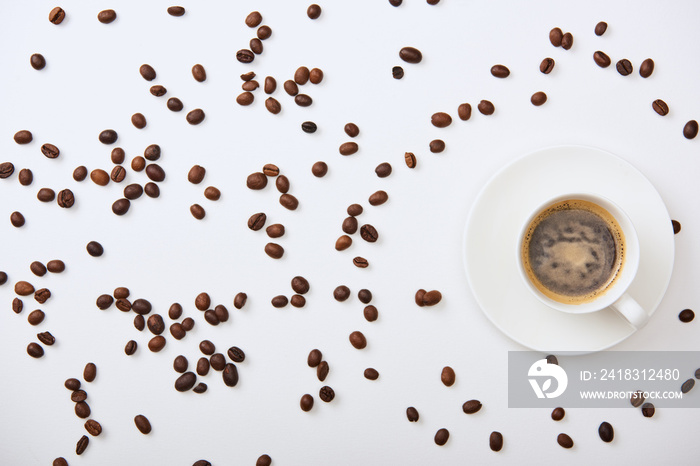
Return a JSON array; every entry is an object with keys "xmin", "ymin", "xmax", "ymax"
[
  {"xmin": 353, "ymin": 257, "xmax": 369, "ymax": 268},
  {"xmin": 113, "ymin": 287, "xmax": 130, "ymax": 300},
  {"xmin": 546, "ymin": 354, "xmax": 559, "ymax": 365},
  {"xmin": 15, "ymin": 281, "xmax": 35, "ymax": 296},
  {"xmin": 186, "ymin": 109, "xmax": 205, "ymax": 125},
  {"xmin": 131, "ymin": 113, "xmax": 147, "ymax": 129},
  {"xmin": 616, "ymin": 59, "xmax": 633, "ymax": 76},
  {"xmin": 241, "ymin": 71, "xmax": 256, "ymax": 81},
  {"xmin": 138, "ymin": 64, "xmax": 156, "ymax": 81},
  {"xmin": 30, "ymin": 54, "xmax": 46, "ymax": 70},
  {"xmin": 0, "ymin": 162, "xmax": 14, "ymax": 178},
  {"xmin": 12, "ymin": 297, "xmax": 23, "ymax": 313},
  {"xmin": 305, "ymin": 349, "xmax": 323, "ymax": 368},
  {"xmin": 148, "ymin": 336, "xmax": 165, "ymax": 353},
  {"xmin": 598, "ymin": 421, "xmax": 614, "ymax": 443},
  {"xmin": 540, "ymin": 58, "xmax": 555, "ymax": 74},
  {"xmin": 13, "ymin": 130, "xmax": 33, "ymax": 145},
  {"xmin": 557, "ymin": 433, "xmax": 574, "ymax": 448},
  {"xmin": 237, "ymin": 49, "xmax": 255, "ymax": 63},
  {"xmin": 311, "ymin": 161, "xmax": 328, "ymax": 178},
  {"xmin": 261, "ymin": 76, "xmax": 277, "ymax": 94},
  {"xmin": 284, "ymin": 80, "xmax": 299, "ymax": 96},
  {"xmin": 261, "ymin": 164, "xmax": 279, "ymax": 178},
  {"xmin": 292, "ymin": 295, "xmax": 306, "ymax": 308},
  {"xmin": 309, "ymin": 68, "xmax": 323, "ymax": 84},
  {"xmin": 363, "ymin": 305, "xmax": 378, "ymax": 322},
  {"xmin": 167, "ymin": 97, "xmax": 183, "ymax": 112},
  {"xmin": 97, "ymin": 9, "xmax": 117, "ymax": 23},
  {"xmin": 302, "ymin": 121, "xmax": 317, "ymax": 133},
  {"xmin": 111, "ymin": 166, "xmax": 126, "ymax": 183},
  {"xmin": 416, "ymin": 290, "xmax": 426, "ymax": 306},
  {"xmin": 199, "ymin": 186, "xmax": 219, "ymax": 202},
  {"xmin": 271, "ymin": 295, "xmax": 288, "ymax": 308},
  {"xmin": 335, "ymin": 235, "xmax": 352, "ymax": 250},
  {"xmin": 256, "ymin": 455, "xmax": 272, "ymax": 466},
  {"xmin": 595, "ymin": 21, "xmax": 608, "ymax": 36},
  {"xmin": 36, "ymin": 188, "xmax": 55, "ymax": 203},
  {"xmin": 682, "ymin": 378, "xmax": 695, "ymax": 393},
  {"xmin": 147, "ymin": 314, "xmax": 165, "ymax": 335},
  {"xmin": 490, "ymin": 431, "xmax": 503, "ymax": 452},
  {"xmin": 193, "ymin": 381, "xmax": 209, "ymax": 393},
  {"xmin": 150, "ymin": 85, "xmax": 167, "ymax": 97},
  {"xmin": 214, "ymin": 304, "xmax": 229, "ymax": 323},
  {"xmin": 276, "ymin": 175, "xmax": 290, "ymax": 193},
  {"xmin": 175, "ymin": 372, "xmax": 196, "ymax": 391},
  {"xmin": 248, "ymin": 213, "xmax": 267, "ymax": 231},
  {"xmin": 344, "ymin": 123, "xmax": 360, "ymax": 138},
  {"xmin": 441, "ymin": 366, "xmax": 456, "ymax": 386},
  {"xmin": 167, "ymin": 6, "xmax": 185, "ymax": 16},
  {"xmin": 280, "ymin": 194, "xmax": 299, "ymax": 210},
  {"xmin": 203, "ymin": 309, "xmax": 219, "ymax": 325},
  {"xmin": 307, "ymin": 4, "xmax": 322, "ymax": 19},
  {"xmin": 696, "ymin": 368, "xmax": 700, "ymax": 379},
  {"xmin": 30, "ymin": 262, "xmax": 46, "ymax": 277},
  {"xmin": 85, "ymin": 419, "xmax": 102, "ymax": 437},
  {"xmin": 349, "ymin": 331, "xmax": 367, "ymax": 349},
  {"xmin": 392, "ymin": 66, "xmax": 404, "ymax": 79},
  {"xmin": 561, "ymin": 32, "xmax": 573, "ymax": 50},
  {"xmin": 76, "ymin": 435, "xmax": 89, "ymax": 455},
  {"xmin": 145, "ymin": 164, "xmax": 165, "ymax": 182},
  {"xmin": 290, "ymin": 276, "xmax": 309, "ymax": 294},
  {"xmin": 132, "ymin": 299, "xmax": 152, "ymax": 315},
  {"xmin": 551, "ymin": 407, "xmax": 565, "ymax": 420},
  {"xmin": 531, "ymin": 91, "xmax": 547, "ymax": 106},
  {"xmin": 431, "ymin": 112, "xmax": 452, "ymax": 128},
  {"xmin": 264, "ymin": 97, "xmax": 282, "ymax": 114},
  {"xmin": 190, "ymin": 64, "xmax": 206, "ymax": 83},
  {"xmin": 684, "ymin": 120, "xmax": 698, "ymax": 140},
  {"xmin": 429, "ymin": 139, "xmax": 445, "ymax": 153},
  {"xmin": 250, "ymin": 38, "xmax": 263, "ymax": 55},
  {"xmin": 630, "ymin": 390, "xmax": 645, "ymax": 407},
  {"xmin": 170, "ymin": 323, "xmax": 185, "ymax": 339},
  {"xmin": 300, "ymin": 394, "xmax": 314, "ymax": 411},
  {"xmin": 406, "ymin": 407, "xmax": 419, "ymax": 422},
  {"xmin": 478, "ymin": 100, "xmax": 495, "ymax": 115},
  {"xmin": 145, "ymin": 182, "xmax": 160, "ymax": 198},
  {"xmin": 142, "ymin": 144, "xmax": 161, "ymax": 162},
  {"xmin": 652, "ymin": 99, "xmax": 669, "ymax": 116},
  {"xmin": 90, "ymin": 169, "xmax": 109, "ymax": 186},
  {"xmin": 28, "ymin": 310, "xmax": 45, "ymax": 326},
  {"xmin": 75, "ymin": 401, "xmax": 91, "ymax": 418},
  {"xmin": 294, "ymin": 66, "xmax": 310, "ymax": 85},
  {"xmin": 49, "ymin": 7, "xmax": 66, "ymax": 24},
  {"xmin": 330, "ymin": 286, "xmax": 350, "ymax": 303},
  {"xmin": 34, "ymin": 288, "xmax": 51, "ymax": 304},
  {"xmin": 435, "ymin": 428, "xmax": 450, "ymax": 446},
  {"xmin": 593, "ymin": 51, "xmax": 611, "ymax": 68},
  {"xmin": 339, "ymin": 142, "xmax": 358, "ymax": 156},
  {"xmin": 231, "ymin": 293, "xmax": 247, "ymax": 311},
  {"xmin": 190, "ymin": 204, "xmax": 206, "ymax": 220},
  {"xmin": 37, "ymin": 331, "xmax": 55, "ymax": 346},
  {"xmin": 39, "ymin": 143, "xmax": 60, "ymax": 160},
  {"xmin": 549, "ymin": 27, "xmax": 563, "ymax": 46},
  {"xmin": 111, "ymin": 198, "xmax": 130, "ymax": 216},
  {"xmin": 196, "ymin": 357, "xmax": 210, "ymax": 376},
  {"xmin": 399, "ymin": 47, "xmax": 422, "ymax": 64},
  {"xmin": 462, "ymin": 399, "xmax": 482, "ymax": 414},
  {"xmin": 123, "ymin": 183, "xmax": 143, "ymax": 200},
  {"xmin": 194, "ymin": 292, "xmax": 211, "ymax": 311},
  {"xmin": 223, "ymin": 363, "xmax": 239, "ymax": 386},
  {"xmin": 640, "ymin": 58, "xmax": 654, "ymax": 78},
  {"xmin": 172, "ymin": 355, "xmax": 189, "ymax": 373},
  {"xmin": 99, "ymin": 129, "xmax": 118, "ymax": 145},
  {"xmin": 294, "ymin": 94, "xmax": 313, "ymax": 107},
  {"xmin": 360, "ymin": 224, "xmax": 378, "ymax": 243},
  {"xmin": 364, "ymin": 368, "xmax": 379, "ymax": 380},
  {"xmin": 491, "ymin": 65, "xmax": 510, "ymax": 78},
  {"xmin": 0, "ymin": 272, "xmax": 6, "ymax": 286},
  {"xmin": 26, "ymin": 342, "xmax": 44, "ymax": 358},
  {"xmin": 317, "ymin": 361, "xmax": 329, "ymax": 381},
  {"xmin": 115, "ymin": 298, "xmax": 131, "ymax": 312},
  {"xmin": 374, "ymin": 162, "xmax": 392, "ymax": 178},
  {"xmin": 422, "ymin": 290, "xmax": 442, "ymax": 306},
  {"xmin": 319, "ymin": 386, "xmax": 335, "ymax": 402},
  {"xmin": 71, "ymin": 390, "xmax": 87, "ymax": 402},
  {"xmin": 347, "ymin": 204, "xmax": 363, "ymax": 217},
  {"xmin": 368, "ymin": 190, "xmax": 388, "ymax": 206},
  {"xmin": 134, "ymin": 314, "xmax": 144, "ymax": 330},
  {"xmin": 245, "ymin": 11, "xmax": 262, "ymax": 27},
  {"xmin": 86, "ymin": 241, "xmax": 103, "ymax": 257},
  {"xmin": 124, "ymin": 340, "xmax": 138, "ymax": 355},
  {"xmin": 679, "ymin": 309, "xmax": 695, "ymax": 322},
  {"xmin": 134, "ymin": 414, "xmax": 152, "ymax": 434},
  {"xmin": 65, "ymin": 378, "xmax": 81, "ymax": 391},
  {"xmin": 131, "ymin": 157, "xmax": 146, "ymax": 172},
  {"xmin": 255, "ymin": 25, "xmax": 271, "ymax": 40},
  {"xmin": 342, "ymin": 217, "xmax": 358, "ymax": 234}
]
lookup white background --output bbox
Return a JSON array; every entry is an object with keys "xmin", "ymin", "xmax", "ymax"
[{"xmin": 1, "ymin": 0, "xmax": 699, "ymax": 464}]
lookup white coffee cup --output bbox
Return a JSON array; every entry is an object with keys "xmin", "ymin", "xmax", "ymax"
[{"xmin": 516, "ymin": 193, "xmax": 648, "ymax": 328}]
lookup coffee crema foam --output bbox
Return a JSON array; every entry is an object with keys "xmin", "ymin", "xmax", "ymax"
[{"xmin": 521, "ymin": 199, "xmax": 625, "ymax": 304}]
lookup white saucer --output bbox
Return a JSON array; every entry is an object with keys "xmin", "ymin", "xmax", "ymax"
[{"xmin": 463, "ymin": 146, "xmax": 675, "ymax": 353}]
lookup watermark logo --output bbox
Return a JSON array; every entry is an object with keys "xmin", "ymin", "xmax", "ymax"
[{"xmin": 528, "ymin": 359, "xmax": 568, "ymax": 399}]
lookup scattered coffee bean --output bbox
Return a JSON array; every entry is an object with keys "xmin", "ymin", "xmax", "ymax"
[
  {"xmin": 640, "ymin": 58, "xmax": 654, "ymax": 78},
  {"xmin": 203, "ymin": 186, "xmax": 220, "ymax": 201},
  {"xmin": 309, "ymin": 68, "xmax": 323, "ymax": 84},
  {"xmin": 90, "ymin": 169, "xmax": 110, "ymax": 186},
  {"xmin": 206, "ymin": 353, "xmax": 225, "ymax": 371},
  {"xmin": 294, "ymin": 66, "xmax": 310, "ymax": 85},
  {"xmin": 280, "ymin": 194, "xmax": 299, "ymax": 210},
  {"xmin": 134, "ymin": 314, "xmax": 145, "ymax": 330},
  {"xmin": 284, "ymin": 80, "xmax": 299, "ymax": 96},
  {"xmin": 145, "ymin": 164, "xmax": 165, "ymax": 182},
  {"xmin": 111, "ymin": 166, "xmax": 126, "ymax": 183},
  {"xmin": 307, "ymin": 349, "xmax": 322, "ymax": 367},
  {"xmin": 34, "ymin": 288, "xmax": 51, "ymax": 304},
  {"xmin": 368, "ymin": 190, "xmax": 388, "ymax": 206},
  {"xmin": 347, "ymin": 204, "xmax": 363, "ymax": 216},
  {"xmin": 196, "ymin": 357, "xmax": 210, "ymax": 376},
  {"xmin": 616, "ymin": 59, "xmax": 633, "ymax": 76},
  {"xmin": 276, "ymin": 175, "xmax": 290, "ymax": 193},
  {"xmin": 363, "ymin": 305, "xmax": 378, "ymax": 322},
  {"xmin": 344, "ymin": 123, "xmax": 360, "ymax": 138},
  {"xmin": 131, "ymin": 157, "xmax": 146, "ymax": 172},
  {"xmin": 294, "ymin": 94, "xmax": 313, "ymax": 107},
  {"xmin": 99, "ymin": 129, "xmax": 118, "ymax": 145},
  {"xmin": 49, "ymin": 7, "xmax": 66, "ymax": 24},
  {"xmin": 406, "ymin": 407, "xmax": 419, "ymax": 422},
  {"xmin": 30, "ymin": 262, "xmax": 47, "ymax": 277},
  {"xmin": 37, "ymin": 331, "xmax": 55, "ymax": 346},
  {"xmin": 28, "ymin": 310, "xmax": 45, "ymax": 326},
  {"xmin": 150, "ymin": 85, "xmax": 167, "ymax": 97},
  {"xmin": 307, "ymin": 4, "xmax": 322, "ymax": 19},
  {"xmin": 233, "ymin": 293, "xmax": 247, "ymax": 309},
  {"xmin": 333, "ymin": 286, "xmax": 350, "ymax": 302},
  {"xmin": 76, "ymin": 435, "xmax": 89, "ymax": 455},
  {"xmin": 357, "ymin": 290, "xmax": 372, "ymax": 304},
  {"xmin": 490, "ymin": 431, "xmax": 503, "ymax": 452},
  {"xmin": 342, "ymin": 216, "xmax": 358, "ymax": 234},
  {"xmin": 14, "ymin": 130, "xmax": 33, "ymax": 144},
  {"xmin": 435, "ymin": 428, "xmax": 450, "ymax": 446},
  {"xmin": 349, "ymin": 331, "xmax": 367, "ymax": 349},
  {"xmin": 429, "ymin": 139, "xmax": 445, "ymax": 153},
  {"xmin": 594, "ymin": 51, "xmax": 611, "ymax": 68},
  {"xmin": 248, "ymin": 213, "xmax": 267, "ymax": 231},
  {"xmin": 546, "ymin": 355, "xmax": 559, "ymax": 365},
  {"xmin": 71, "ymin": 390, "xmax": 87, "ymax": 403},
  {"xmin": 491, "ymin": 65, "xmax": 510, "ymax": 78},
  {"xmin": 18, "ymin": 169, "xmax": 33, "ymax": 186},
  {"xmin": 335, "ymin": 235, "xmax": 352, "ymax": 250},
  {"xmin": 37, "ymin": 188, "xmax": 55, "ymax": 202},
  {"xmin": 116, "ymin": 298, "xmax": 132, "ymax": 312},
  {"xmin": 175, "ymin": 372, "xmax": 196, "ymax": 392},
  {"xmin": 186, "ymin": 109, "xmax": 205, "ymax": 125},
  {"xmin": 75, "ymin": 401, "xmax": 91, "ymax": 418},
  {"xmin": 194, "ymin": 292, "xmax": 211, "ymax": 311},
  {"xmin": 462, "ymin": 399, "xmax": 482, "ymax": 414},
  {"xmin": 300, "ymin": 394, "xmax": 314, "ymax": 411},
  {"xmin": 15, "ymin": 281, "xmax": 35, "ymax": 296},
  {"xmin": 415, "ymin": 289, "xmax": 428, "ymax": 306},
  {"xmin": 144, "ymin": 144, "xmax": 161, "ymax": 161},
  {"xmin": 375, "ymin": 162, "xmax": 392, "ymax": 178},
  {"xmin": 85, "ymin": 419, "xmax": 102, "ymax": 437},
  {"xmin": 190, "ymin": 204, "xmax": 206, "ymax": 220},
  {"xmin": 683, "ymin": 120, "xmax": 698, "ymax": 140},
  {"xmin": 561, "ymin": 32, "xmax": 573, "ymax": 50},
  {"xmin": 86, "ymin": 241, "xmax": 104, "ymax": 257},
  {"xmin": 191, "ymin": 64, "xmax": 206, "ymax": 82},
  {"xmin": 0, "ymin": 162, "xmax": 15, "ymax": 178},
  {"xmin": 551, "ymin": 407, "xmax": 565, "ymax": 420},
  {"xmin": 302, "ymin": 121, "xmax": 317, "ymax": 134},
  {"xmin": 137, "ymin": 64, "xmax": 156, "ymax": 82},
  {"xmin": 441, "ymin": 366, "xmax": 456, "ymax": 386},
  {"xmin": 245, "ymin": 11, "xmax": 262, "ymax": 27},
  {"xmin": 227, "ymin": 346, "xmax": 245, "ymax": 363},
  {"xmin": 167, "ymin": 97, "xmax": 183, "ymax": 112},
  {"xmin": 134, "ymin": 415, "xmax": 152, "ymax": 434},
  {"xmin": 319, "ymin": 386, "xmax": 335, "ymax": 402},
  {"xmin": 124, "ymin": 184, "xmax": 143, "ymax": 200},
  {"xmin": 97, "ymin": 9, "xmax": 116, "ymax": 23},
  {"xmin": 549, "ymin": 27, "xmax": 563, "ymax": 47},
  {"xmin": 531, "ymin": 91, "xmax": 547, "ymax": 106},
  {"xmin": 392, "ymin": 66, "xmax": 404, "ymax": 79},
  {"xmin": 293, "ymin": 295, "xmax": 306, "ymax": 308},
  {"xmin": 271, "ymin": 295, "xmax": 288, "ymax": 308},
  {"xmin": 696, "ymin": 368, "xmax": 700, "ymax": 379},
  {"xmin": 422, "ymin": 290, "xmax": 442, "ymax": 306},
  {"xmin": 478, "ymin": 100, "xmax": 495, "ymax": 115},
  {"xmin": 399, "ymin": 47, "xmax": 422, "ymax": 64},
  {"xmin": 125, "ymin": 340, "xmax": 138, "ymax": 355},
  {"xmin": 223, "ymin": 363, "xmax": 239, "ymax": 387},
  {"xmin": 112, "ymin": 199, "xmax": 130, "ymax": 216},
  {"xmin": 540, "ymin": 58, "xmax": 555, "ymax": 74},
  {"xmin": 679, "ymin": 309, "xmax": 695, "ymax": 322},
  {"xmin": 41, "ymin": 143, "xmax": 60, "ymax": 159},
  {"xmin": 595, "ymin": 21, "xmax": 608, "ymax": 36},
  {"xmin": 0, "ymin": 272, "xmax": 6, "ymax": 286},
  {"xmin": 291, "ymin": 276, "xmax": 310, "ymax": 294},
  {"xmin": 262, "ymin": 163, "xmax": 279, "ymax": 177},
  {"xmin": 170, "ymin": 323, "xmax": 185, "ymax": 339},
  {"xmin": 30, "ymin": 54, "xmax": 46, "ymax": 70},
  {"xmin": 65, "ymin": 378, "xmax": 81, "ymax": 391},
  {"xmin": 113, "ymin": 287, "xmax": 130, "ymax": 300},
  {"xmin": 168, "ymin": 5, "xmax": 186, "ymax": 16},
  {"xmin": 682, "ymin": 378, "xmax": 695, "ymax": 393},
  {"xmin": 265, "ymin": 97, "xmax": 282, "ymax": 114},
  {"xmin": 250, "ymin": 38, "xmax": 263, "ymax": 55},
  {"xmin": 311, "ymin": 161, "xmax": 328, "ymax": 177},
  {"xmin": 360, "ymin": 224, "xmax": 378, "ymax": 243},
  {"xmin": 147, "ymin": 315, "xmax": 165, "ymax": 335},
  {"xmin": 241, "ymin": 71, "xmax": 256, "ymax": 81},
  {"xmin": 642, "ymin": 402, "xmax": 656, "ymax": 417},
  {"xmin": 598, "ymin": 421, "xmax": 614, "ymax": 442},
  {"xmin": 339, "ymin": 142, "xmax": 359, "ymax": 156},
  {"xmin": 264, "ymin": 76, "xmax": 277, "ymax": 94},
  {"xmin": 362, "ymin": 368, "xmax": 379, "ymax": 380},
  {"xmin": 431, "ymin": 112, "xmax": 452, "ymax": 128},
  {"xmin": 241, "ymin": 81, "xmax": 259, "ymax": 92},
  {"xmin": 131, "ymin": 113, "xmax": 147, "ymax": 129},
  {"xmin": 353, "ymin": 257, "xmax": 369, "ymax": 268},
  {"xmin": 557, "ymin": 433, "xmax": 574, "ymax": 448},
  {"xmin": 12, "ymin": 298, "xmax": 23, "ymax": 313},
  {"xmin": 317, "ymin": 361, "xmax": 329, "ymax": 382},
  {"xmin": 27, "ymin": 342, "xmax": 44, "ymax": 358},
  {"xmin": 652, "ymin": 99, "xmax": 669, "ymax": 116}
]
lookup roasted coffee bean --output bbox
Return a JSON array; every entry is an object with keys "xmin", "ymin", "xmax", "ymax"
[
  {"xmin": 34, "ymin": 288, "xmax": 51, "ymax": 304},
  {"xmin": 274, "ymin": 175, "xmax": 290, "ymax": 193},
  {"xmin": 76, "ymin": 435, "xmax": 89, "ymax": 455},
  {"xmin": 71, "ymin": 390, "xmax": 87, "ymax": 402},
  {"xmin": 679, "ymin": 309, "xmax": 695, "ymax": 322},
  {"xmin": 271, "ymin": 295, "xmax": 288, "ymax": 308},
  {"xmin": 85, "ymin": 419, "xmax": 102, "ymax": 436},
  {"xmin": 368, "ymin": 190, "xmax": 388, "ymax": 206},
  {"xmin": 0, "ymin": 162, "xmax": 14, "ymax": 178},
  {"xmin": 256, "ymin": 455, "xmax": 272, "ymax": 466},
  {"xmin": 335, "ymin": 235, "xmax": 352, "ymax": 251},
  {"xmin": 3, "ymin": 208, "xmax": 21, "ymax": 225},
  {"xmin": 358, "ymin": 289, "xmax": 372, "ymax": 304},
  {"xmin": 363, "ymin": 368, "xmax": 379, "ymax": 380},
  {"xmin": 37, "ymin": 188, "xmax": 56, "ymax": 201},
  {"xmin": 13, "ymin": 130, "xmax": 33, "ymax": 144},
  {"xmin": 342, "ymin": 217, "xmax": 358, "ymax": 234},
  {"xmin": 250, "ymin": 38, "xmax": 263, "ymax": 55},
  {"xmin": 174, "ymin": 355, "xmax": 188, "ymax": 373},
  {"xmin": 134, "ymin": 415, "xmax": 152, "ymax": 434},
  {"xmin": 363, "ymin": 305, "xmax": 378, "ymax": 322},
  {"xmin": 441, "ymin": 366, "xmax": 456, "ymax": 386},
  {"xmin": 317, "ymin": 361, "xmax": 329, "ymax": 381},
  {"xmin": 546, "ymin": 354, "xmax": 558, "ymax": 365},
  {"xmin": 349, "ymin": 331, "xmax": 367, "ymax": 349},
  {"xmin": 99, "ymin": 129, "xmax": 118, "ymax": 144},
  {"xmin": 214, "ymin": 304, "xmax": 229, "ymax": 323},
  {"xmin": 15, "ymin": 281, "xmax": 35, "ymax": 296},
  {"xmin": 137, "ymin": 65, "xmax": 157, "ymax": 82},
  {"xmin": 307, "ymin": 349, "xmax": 322, "ymax": 367},
  {"xmin": 111, "ymin": 166, "xmax": 126, "ymax": 183},
  {"xmin": 143, "ymin": 144, "xmax": 161, "ymax": 161},
  {"xmin": 28, "ymin": 310, "xmax": 45, "ymax": 326},
  {"xmin": 422, "ymin": 290, "xmax": 442, "ymax": 306},
  {"xmin": 262, "ymin": 163, "xmax": 279, "ymax": 177},
  {"xmin": 284, "ymin": 80, "xmax": 299, "ymax": 96},
  {"xmin": 280, "ymin": 193, "xmax": 299, "ymax": 210},
  {"xmin": 131, "ymin": 157, "xmax": 146, "ymax": 172},
  {"xmin": 198, "ymin": 340, "xmax": 216, "ymax": 356},
  {"xmin": 540, "ymin": 58, "xmax": 555, "ymax": 74},
  {"xmin": 392, "ymin": 66, "xmax": 404, "ymax": 79},
  {"xmin": 491, "ymin": 64, "xmax": 510, "ymax": 78},
  {"xmin": 309, "ymin": 68, "xmax": 323, "ymax": 84},
  {"xmin": 551, "ymin": 407, "xmax": 565, "ymax": 420},
  {"xmin": 435, "ymin": 428, "xmax": 450, "ymax": 446},
  {"xmin": 462, "ymin": 399, "xmax": 482, "ymax": 414},
  {"xmin": 30, "ymin": 261, "xmax": 47, "ymax": 277},
  {"xmin": 616, "ymin": 59, "xmax": 633, "ymax": 76},
  {"xmin": 334, "ymin": 285, "xmax": 350, "ymax": 302},
  {"xmin": 49, "ymin": 7, "xmax": 66, "ymax": 24},
  {"xmin": 490, "ymin": 431, "xmax": 503, "ymax": 452},
  {"xmin": 414, "ymin": 289, "xmax": 427, "ymax": 306},
  {"xmin": 301, "ymin": 121, "xmax": 317, "ymax": 134},
  {"xmin": 353, "ymin": 257, "xmax": 369, "ymax": 268},
  {"xmin": 291, "ymin": 276, "xmax": 310, "ymax": 294},
  {"xmin": 175, "ymin": 372, "xmax": 196, "ymax": 391},
  {"xmin": 593, "ymin": 51, "xmax": 611, "ymax": 68},
  {"xmin": 132, "ymin": 299, "xmax": 152, "ymax": 315},
  {"xmin": 400, "ymin": 152, "xmax": 417, "ymax": 171},
  {"xmin": 248, "ymin": 213, "xmax": 267, "ymax": 231},
  {"xmin": 262, "ymin": 76, "xmax": 277, "ymax": 94},
  {"xmin": 431, "ymin": 112, "xmax": 452, "ymax": 128},
  {"xmin": 223, "ymin": 363, "xmax": 239, "ymax": 387},
  {"xmin": 112, "ymin": 198, "xmax": 130, "ymax": 216},
  {"xmin": 116, "ymin": 298, "xmax": 132, "ymax": 312},
  {"xmin": 561, "ymin": 32, "xmax": 573, "ymax": 50},
  {"xmin": 168, "ymin": 6, "xmax": 186, "ymax": 16},
  {"xmin": 205, "ymin": 353, "xmax": 225, "ymax": 372},
  {"xmin": 295, "ymin": 94, "xmax": 313, "ymax": 107},
  {"xmin": 41, "ymin": 143, "xmax": 60, "ymax": 159},
  {"xmin": 683, "ymin": 121, "xmax": 698, "ymax": 140},
  {"xmin": 191, "ymin": 64, "xmax": 206, "ymax": 82},
  {"xmin": 65, "ymin": 378, "xmax": 81, "ymax": 391},
  {"xmin": 97, "ymin": 9, "xmax": 116, "ymax": 23},
  {"xmin": 170, "ymin": 323, "xmax": 185, "ymax": 340},
  {"xmin": 375, "ymin": 162, "xmax": 392, "ymax": 178},
  {"xmin": 86, "ymin": 241, "xmax": 103, "ymax": 257},
  {"xmin": 190, "ymin": 204, "xmax": 205, "ymax": 220},
  {"xmin": 166, "ymin": 303, "xmax": 182, "ymax": 321},
  {"xmin": 307, "ymin": 4, "xmax": 322, "ymax": 19},
  {"xmin": 124, "ymin": 340, "xmax": 138, "ymax": 355},
  {"xmin": 203, "ymin": 309, "xmax": 219, "ymax": 325},
  {"xmin": 557, "ymin": 433, "xmax": 574, "ymax": 448},
  {"xmin": 150, "ymin": 85, "xmax": 167, "ymax": 97},
  {"xmin": 145, "ymin": 164, "xmax": 165, "ymax": 182},
  {"xmin": 344, "ymin": 123, "xmax": 360, "ymax": 138},
  {"xmin": 266, "ymin": 96, "xmax": 284, "ymax": 114},
  {"xmin": 193, "ymin": 460, "xmax": 211, "ymax": 466},
  {"xmin": 0, "ymin": 272, "xmax": 6, "ymax": 286},
  {"xmin": 630, "ymin": 390, "xmax": 645, "ymax": 407},
  {"xmin": 319, "ymin": 386, "xmax": 335, "ymax": 402},
  {"xmin": 399, "ymin": 47, "xmax": 423, "ymax": 64},
  {"xmin": 309, "ymin": 161, "xmax": 328, "ymax": 178},
  {"xmin": 147, "ymin": 314, "xmax": 165, "ymax": 335},
  {"xmin": 360, "ymin": 224, "xmax": 378, "ymax": 243},
  {"xmin": 124, "ymin": 184, "xmax": 143, "ymax": 200},
  {"xmin": 429, "ymin": 139, "xmax": 445, "ymax": 153},
  {"xmin": 289, "ymin": 294, "xmax": 305, "ymax": 307},
  {"xmin": 186, "ymin": 109, "xmax": 205, "ymax": 125},
  {"xmin": 30, "ymin": 54, "xmax": 46, "ymax": 70},
  {"xmin": 167, "ymin": 97, "xmax": 183, "ymax": 112},
  {"xmin": 241, "ymin": 71, "xmax": 256, "ymax": 81},
  {"xmin": 245, "ymin": 11, "xmax": 262, "ymax": 27},
  {"xmin": 652, "ymin": 99, "xmax": 669, "ymax": 116},
  {"xmin": 196, "ymin": 357, "xmax": 210, "ymax": 376},
  {"xmin": 348, "ymin": 204, "xmax": 365, "ymax": 217},
  {"xmin": 598, "ymin": 421, "xmax": 614, "ymax": 442},
  {"xmin": 75, "ymin": 401, "xmax": 91, "ymax": 418},
  {"xmin": 294, "ymin": 66, "xmax": 310, "ymax": 85},
  {"xmin": 406, "ymin": 407, "xmax": 419, "ymax": 422},
  {"xmin": 640, "ymin": 58, "xmax": 654, "ymax": 78},
  {"xmin": 531, "ymin": 92, "xmax": 547, "ymax": 106},
  {"xmin": 595, "ymin": 21, "xmax": 608, "ymax": 36},
  {"xmin": 201, "ymin": 186, "xmax": 220, "ymax": 201},
  {"xmin": 194, "ymin": 292, "xmax": 211, "ymax": 311},
  {"xmin": 90, "ymin": 169, "xmax": 109, "ymax": 186},
  {"xmin": 682, "ymin": 378, "xmax": 695, "ymax": 393},
  {"xmin": 237, "ymin": 49, "xmax": 255, "ymax": 63},
  {"xmin": 113, "ymin": 287, "xmax": 129, "ymax": 299},
  {"xmin": 300, "ymin": 394, "xmax": 314, "ymax": 411},
  {"xmin": 27, "ymin": 342, "xmax": 44, "ymax": 358},
  {"xmin": 37, "ymin": 331, "xmax": 55, "ymax": 345},
  {"xmin": 339, "ymin": 142, "xmax": 358, "ymax": 155},
  {"xmin": 549, "ymin": 27, "xmax": 563, "ymax": 47},
  {"xmin": 232, "ymin": 293, "xmax": 247, "ymax": 311},
  {"xmin": 148, "ymin": 336, "xmax": 166, "ymax": 352},
  {"xmin": 131, "ymin": 113, "xmax": 147, "ymax": 129},
  {"xmin": 255, "ymin": 24, "xmax": 271, "ymax": 38},
  {"xmin": 696, "ymin": 368, "xmax": 700, "ymax": 379},
  {"xmin": 478, "ymin": 100, "xmax": 495, "ymax": 115},
  {"xmin": 134, "ymin": 314, "xmax": 145, "ymax": 330}
]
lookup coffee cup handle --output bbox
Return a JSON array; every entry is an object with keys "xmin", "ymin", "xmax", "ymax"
[{"xmin": 611, "ymin": 293, "xmax": 648, "ymax": 329}]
